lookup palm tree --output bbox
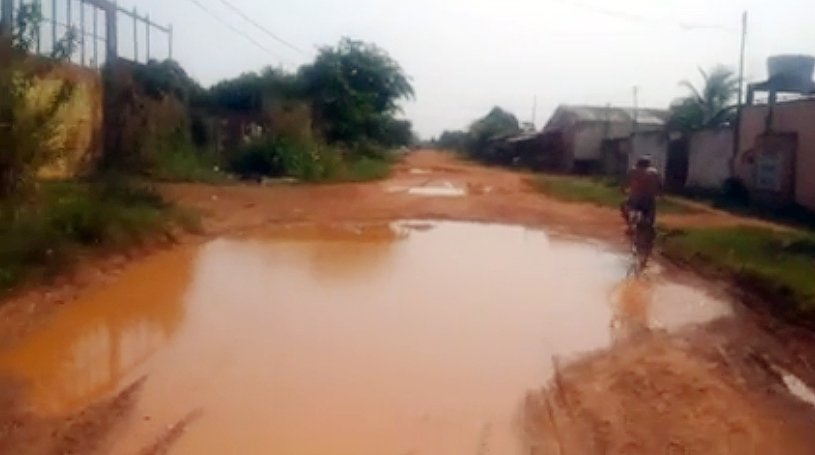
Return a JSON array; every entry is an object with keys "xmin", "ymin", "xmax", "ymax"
[{"xmin": 669, "ymin": 65, "xmax": 740, "ymax": 131}]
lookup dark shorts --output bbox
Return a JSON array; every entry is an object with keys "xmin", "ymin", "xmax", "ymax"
[{"xmin": 623, "ymin": 195, "xmax": 656, "ymax": 225}]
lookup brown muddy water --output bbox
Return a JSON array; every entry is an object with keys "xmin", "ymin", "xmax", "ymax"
[{"xmin": 0, "ymin": 221, "xmax": 733, "ymax": 454}]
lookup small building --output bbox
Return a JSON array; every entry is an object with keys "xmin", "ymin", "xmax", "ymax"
[
  {"xmin": 734, "ymin": 54, "xmax": 815, "ymax": 210},
  {"xmin": 542, "ymin": 104, "xmax": 670, "ymax": 173}
]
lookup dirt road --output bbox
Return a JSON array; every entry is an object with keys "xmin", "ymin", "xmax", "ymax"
[{"xmin": 1, "ymin": 150, "xmax": 815, "ymax": 454}]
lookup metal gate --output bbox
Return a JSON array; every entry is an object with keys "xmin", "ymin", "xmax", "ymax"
[{"xmin": 1, "ymin": 0, "xmax": 172, "ymax": 67}]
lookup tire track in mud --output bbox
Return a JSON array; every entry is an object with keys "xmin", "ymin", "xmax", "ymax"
[{"xmin": 523, "ymin": 275, "xmax": 815, "ymax": 455}]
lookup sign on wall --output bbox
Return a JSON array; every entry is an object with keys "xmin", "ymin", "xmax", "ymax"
[{"xmin": 755, "ymin": 153, "xmax": 782, "ymax": 191}]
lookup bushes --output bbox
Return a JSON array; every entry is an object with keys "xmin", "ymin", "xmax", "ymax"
[
  {"xmin": 0, "ymin": 181, "xmax": 194, "ymax": 291},
  {"xmin": 228, "ymin": 137, "xmax": 342, "ymax": 182}
]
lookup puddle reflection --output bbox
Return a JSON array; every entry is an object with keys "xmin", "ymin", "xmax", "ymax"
[{"xmin": 0, "ymin": 221, "xmax": 734, "ymax": 454}]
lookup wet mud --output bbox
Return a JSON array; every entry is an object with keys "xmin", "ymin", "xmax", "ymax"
[{"xmin": 0, "ymin": 221, "xmax": 743, "ymax": 454}]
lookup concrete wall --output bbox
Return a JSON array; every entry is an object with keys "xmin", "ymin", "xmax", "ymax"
[
  {"xmin": 686, "ymin": 128, "xmax": 733, "ymax": 190},
  {"xmin": 33, "ymin": 63, "xmax": 103, "ymax": 179},
  {"xmin": 738, "ymin": 99, "xmax": 815, "ymax": 211},
  {"xmin": 572, "ymin": 122, "xmax": 633, "ymax": 160},
  {"xmin": 629, "ymin": 131, "xmax": 668, "ymax": 175}
]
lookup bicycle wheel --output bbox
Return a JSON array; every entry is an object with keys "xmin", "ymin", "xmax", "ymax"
[{"xmin": 633, "ymin": 221, "xmax": 654, "ymax": 273}]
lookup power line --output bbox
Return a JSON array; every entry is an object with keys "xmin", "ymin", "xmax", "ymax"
[
  {"xmin": 184, "ymin": 0, "xmax": 283, "ymax": 59},
  {"xmin": 550, "ymin": 0, "xmax": 736, "ymax": 33},
  {"xmin": 213, "ymin": 0, "xmax": 307, "ymax": 55}
]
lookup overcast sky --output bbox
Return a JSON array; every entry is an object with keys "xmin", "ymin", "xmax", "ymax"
[{"xmin": 106, "ymin": 0, "xmax": 813, "ymax": 138}]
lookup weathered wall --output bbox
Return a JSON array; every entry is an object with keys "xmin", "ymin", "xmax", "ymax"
[
  {"xmin": 33, "ymin": 63, "xmax": 103, "ymax": 179},
  {"xmin": 572, "ymin": 122, "xmax": 632, "ymax": 160},
  {"xmin": 629, "ymin": 131, "xmax": 668, "ymax": 175},
  {"xmin": 686, "ymin": 128, "xmax": 733, "ymax": 190},
  {"xmin": 738, "ymin": 99, "xmax": 815, "ymax": 210}
]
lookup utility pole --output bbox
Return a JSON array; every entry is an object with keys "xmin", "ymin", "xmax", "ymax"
[
  {"xmin": 631, "ymin": 86, "xmax": 639, "ymax": 165},
  {"xmin": 531, "ymin": 95, "xmax": 537, "ymax": 128},
  {"xmin": 0, "ymin": 0, "xmax": 12, "ymax": 39},
  {"xmin": 632, "ymin": 85, "xmax": 639, "ymax": 133},
  {"xmin": 731, "ymin": 11, "xmax": 748, "ymax": 176}
]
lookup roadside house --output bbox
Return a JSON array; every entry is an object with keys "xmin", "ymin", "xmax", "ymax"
[
  {"xmin": 733, "ymin": 55, "xmax": 815, "ymax": 210},
  {"xmin": 737, "ymin": 98, "xmax": 815, "ymax": 210},
  {"xmin": 542, "ymin": 105, "xmax": 669, "ymax": 173}
]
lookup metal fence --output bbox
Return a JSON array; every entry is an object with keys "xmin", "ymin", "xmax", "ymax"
[{"xmin": 0, "ymin": 0, "xmax": 172, "ymax": 68}]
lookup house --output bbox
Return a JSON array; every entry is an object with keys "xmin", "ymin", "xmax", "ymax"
[
  {"xmin": 733, "ymin": 55, "xmax": 815, "ymax": 210},
  {"xmin": 542, "ymin": 105, "xmax": 670, "ymax": 173},
  {"xmin": 736, "ymin": 99, "xmax": 815, "ymax": 210}
]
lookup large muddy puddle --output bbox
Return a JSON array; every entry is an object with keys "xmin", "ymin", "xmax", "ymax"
[{"xmin": 0, "ymin": 221, "xmax": 733, "ymax": 454}]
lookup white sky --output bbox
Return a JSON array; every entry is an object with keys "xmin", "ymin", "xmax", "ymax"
[{"xmin": 108, "ymin": 0, "xmax": 813, "ymax": 138}]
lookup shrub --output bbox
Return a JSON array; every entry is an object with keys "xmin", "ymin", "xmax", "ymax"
[
  {"xmin": 0, "ymin": 180, "xmax": 190, "ymax": 292},
  {"xmin": 228, "ymin": 136, "xmax": 344, "ymax": 182}
]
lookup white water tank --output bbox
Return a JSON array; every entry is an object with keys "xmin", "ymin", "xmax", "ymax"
[{"xmin": 767, "ymin": 55, "xmax": 815, "ymax": 92}]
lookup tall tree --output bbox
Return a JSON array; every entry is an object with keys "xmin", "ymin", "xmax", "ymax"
[
  {"xmin": 298, "ymin": 37, "xmax": 414, "ymax": 145},
  {"xmin": 669, "ymin": 65, "xmax": 739, "ymax": 131}
]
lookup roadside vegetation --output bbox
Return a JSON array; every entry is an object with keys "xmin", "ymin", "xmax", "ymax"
[
  {"xmin": 532, "ymin": 175, "xmax": 691, "ymax": 213},
  {"xmin": 202, "ymin": 38, "xmax": 413, "ymax": 182},
  {"xmin": 662, "ymin": 226, "xmax": 815, "ymax": 323},
  {"xmin": 0, "ymin": 2, "xmax": 199, "ymax": 294},
  {"xmin": 0, "ymin": 1, "xmax": 413, "ymax": 294}
]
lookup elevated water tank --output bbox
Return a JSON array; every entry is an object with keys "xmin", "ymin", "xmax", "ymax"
[{"xmin": 766, "ymin": 54, "xmax": 815, "ymax": 93}]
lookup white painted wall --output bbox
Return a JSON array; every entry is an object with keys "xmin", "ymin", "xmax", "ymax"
[
  {"xmin": 686, "ymin": 129, "xmax": 733, "ymax": 190},
  {"xmin": 629, "ymin": 132, "xmax": 668, "ymax": 175}
]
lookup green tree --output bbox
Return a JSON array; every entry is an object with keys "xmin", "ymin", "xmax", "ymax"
[
  {"xmin": 669, "ymin": 65, "xmax": 739, "ymax": 131},
  {"xmin": 208, "ymin": 66, "xmax": 299, "ymax": 113},
  {"xmin": 437, "ymin": 130, "xmax": 470, "ymax": 152},
  {"xmin": 298, "ymin": 37, "xmax": 414, "ymax": 146},
  {"xmin": 466, "ymin": 107, "xmax": 520, "ymax": 160}
]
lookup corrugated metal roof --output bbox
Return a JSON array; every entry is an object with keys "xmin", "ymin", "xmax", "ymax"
[{"xmin": 558, "ymin": 105, "xmax": 669, "ymax": 126}]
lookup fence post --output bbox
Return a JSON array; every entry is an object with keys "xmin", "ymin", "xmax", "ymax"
[
  {"xmin": 0, "ymin": 0, "xmax": 12, "ymax": 39},
  {"xmin": 105, "ymin": 3, "xmax": 116, "ymax": 63},
  {"xmin": 93, "ymin": 7, "xmax": 98, "ymax": 67},
  {"xmin": 145, "ymin": 13, "xmax": 150, "ymax": 61},
  {"xmin": 102, "ymin": 1, "xmax": 119, "ymax": 169},
  {"xmin": 51, "ymin": 0, "xmax": 57, "ymax": 49},
  {"xmin": 80, "ymin": 0, "xmax": 86, "ymax": 65},
  {"xmin": 132, "ymin": 6, "xmax": 137, "ymax": 62}
]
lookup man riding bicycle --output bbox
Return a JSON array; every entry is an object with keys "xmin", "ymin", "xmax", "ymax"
[{"xmin": 620, "ymin": 155, "xmax": 662, "ymax": 236}]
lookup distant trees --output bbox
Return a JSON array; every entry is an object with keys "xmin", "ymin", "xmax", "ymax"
[
  {"xmin": 437, "ymin": 130, "xmax": 470, "ymax": 152},
  {"xmin": 433, "ymin": 106, "xmax": 521, "ymax": 164},
  {"xmin": 669, "ymin": 65, "xmax": 739, "ymax": 131},
  {"xmin": 205, "ymin": 38, "xmax": 415, "ymax": 150},
  {"xmin": 465, "ymin": 107, "xmax": 520, "ymax": 161},
  {"xmin": 299, "ymin": 38, "xmax": 415, "ymax": 147}
]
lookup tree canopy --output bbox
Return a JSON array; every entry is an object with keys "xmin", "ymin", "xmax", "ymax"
[
  {"xmin": 204, "ymin": 37, "xmax": 415, "ymax": 149},
  {"xmin": 669, "ymin": 65, "xmax": 739, "ymax": 131},
  {"xmin": 298, "ymin": 38, "xmax": 415, "ymax": 145}
]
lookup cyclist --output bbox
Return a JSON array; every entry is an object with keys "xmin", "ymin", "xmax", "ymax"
[{"xmin": 620, "ymin": 155, "xmax": 662, "ymax": 237}]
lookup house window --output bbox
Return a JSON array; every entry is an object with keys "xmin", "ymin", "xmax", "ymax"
[{"xmin": 755, "ymin": 154, "xmax": 781, "ymax": 191}]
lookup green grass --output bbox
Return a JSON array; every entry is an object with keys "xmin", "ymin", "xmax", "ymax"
[
  {"xmin": 662, "ymin": 226, "xmax": 815, "ymax": 319},
  {"xmin": 533, "ymin": 175, "xmax": 691, "ymax": 213},
  {"xmin": 342, "ymin": 157, "xmax": 392, "ymax": 182},
  {"xmin": 150, "ymin": 146, "xmax": 228, "ymax": 183},
  {"xmin": 0, "ymin": 181, "xmax": 199, "ymax": 293}
]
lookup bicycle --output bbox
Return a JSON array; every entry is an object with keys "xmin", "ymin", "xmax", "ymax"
[{"xmin": 625, "ymin": 208, "xmax": 655, "ymax": 277}]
